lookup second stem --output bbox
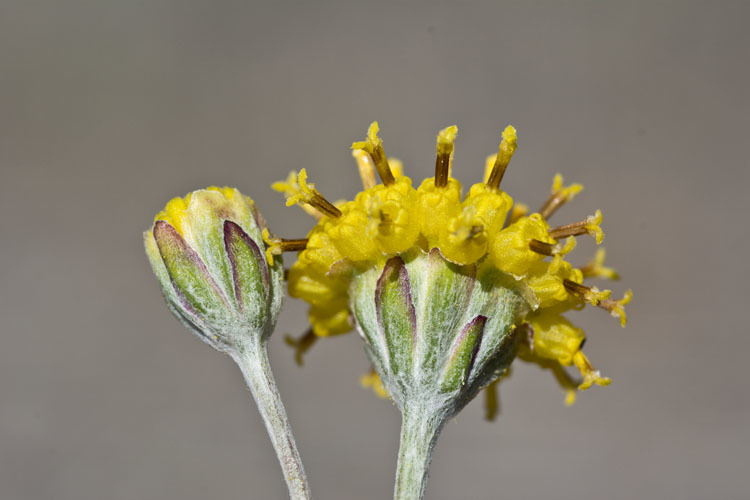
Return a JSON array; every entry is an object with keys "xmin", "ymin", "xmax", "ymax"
[{"xmin": 232, "ymin": 340, "xmax": 312, "ymax": 500}]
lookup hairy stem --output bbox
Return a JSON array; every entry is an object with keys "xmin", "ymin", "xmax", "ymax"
[
  {"xmin": 394, "ymin": 404, "xmax": 445, "ymax": 500},
  {"xmin": 232, "ymin": 340, "xmax": 312, "ymax": 500}
]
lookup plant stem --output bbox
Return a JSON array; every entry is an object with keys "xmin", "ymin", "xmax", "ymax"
[
  {"xmin": 232, "ymin": 340, "xmax": 312, "ymax": 500},
  {"xmin": 393, "ymin": 404, "xmax": 445, "ymax": 500}
]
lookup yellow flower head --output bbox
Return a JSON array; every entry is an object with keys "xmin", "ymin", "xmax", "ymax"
[{"xmin": 269, "ymin": 123, "xmax": 631, "ymax": 408}]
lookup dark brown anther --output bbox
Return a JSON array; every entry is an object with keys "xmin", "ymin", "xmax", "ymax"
[
  {"xmin": 529, "ymin": 239, "xmax": 557, "ymax": 256},
  {"xmin": 434, "ymin": 125, "xmax": 457, "ymax": 188},
  {"xmin": 353, "ymin": 123, "xmax": 396, "ymax": 185},
  {"xmin": 278, "ymin": 238, "xmax": 309, "ymax": 253},
  {"xmin": 284, "ymin": 328, "xmax": 318, "ymax": 366},
  {"xmin": 369, "ymin": 146, "xmax": 395, "ymax": 186},
  {"xmin": 371, "ymin": 149, "xmax": 395, "ymax": 186},
  {"xmin": 434, "ymin": 150, "xmax": 451, "ymax": 188},
  {"xmin": 548, "ymin": 220, "xmax": 589, "ymax": 240},
  {"xmin": 307, "ymin": 195, "xmax": 342, "ymax": 219},
  {"xmin": 486, "ymin": 126, "xmax": 517, "ymax": 190},
  {"xmin": 563, "ymin": 279, "xmax": 590, "ymax": 299},
  {"xmin": 563, "ymin": 279, "xmax": 610, "ymax": 307},
  {"xmin": 539, "ymin": 193, "xmax": 565, "ymax": 220},
  {"xmin": 485, "ymin": 159, "xmax": 508, "ymax": 190}
]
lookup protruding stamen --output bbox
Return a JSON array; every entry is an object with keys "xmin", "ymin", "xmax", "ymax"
[
  {"xmin": 572, "ymin": 351, "xmax": 611, "ymax": 390},
  {"xmin": 272, "ymin": 169, "xmax": 342, "ymax": 219},
  {"xmin": 598, "ymin": 290, "xmax": 632, "ymax": 327},
  {"xmin": 434, "ymin": 125, "xmax": 458, "ymax": 188},
  {"xmin": 352, "ymin": 122, "xmax": 395, "ymax": 186},
  {"xmin": 484, "ymin": 378, "xmax": 501, "ymax": 421},
  {"xmin": 272, "ymin": 171, "xmax": 321, "ymax": 219},
  {"xmin": 529, "ymin": 236, "xmax": 576, "ymax": 257},
  {"xmin": 550, "ymin": 363, "xmax": 579, "ymax": 406},
  {"xmin": 539, "ymin": 174, "xmax": 583, "ymax": 220},
  {"xmin": 529, "ymin": 239, "xmax": 556, "ymax": 256},
  {"xmin": 581, "ymin": 248, "xmax": 620, "ymax": 280},
  {"xmin": 563, "ymin": 279, "xmax": 611, "ymax": 305},
  {"xmin": 388, "ymin": 157, "xmax": 404, "ymax": 178},
  {"xmin": 508, "ymin": 202, "xmax": 528, "ymax": 225},
  {"xmin": 284, "ymin": 328, "xmax": 317, "ymax": 366},
  {"xmin": 352, "ymin": 149, "xmax": 377, "ymax": 190},
  {"xmin": 262, "ymin": 228, "xmax": 309, "ymax": 266},
  {"xmin": 486, "ymin": 125, "xmax": 518, "ymax": 190},
  {"xmin": 548, "ymin": 210, "xmax": 603, "ymax": 244}
]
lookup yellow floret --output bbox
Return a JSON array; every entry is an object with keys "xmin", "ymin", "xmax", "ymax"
[
  {"xmin": 296, "ymin": 225, "xmax": 345, "ymax": 275},
  {"xmin": 287, "ymin": 261, "xmax": 349, "ymax": 308},
  {"xmin": 354, "ymin": 177, "xmax": 420, "ymax": 255},
  {"xmin": 438, "ymin": 206, "xmax": 488, "ymax": 265},
  {"xmin": 526, "ymin": 259, "xmax": 583, "ymax": 308},
  {"xmin": 464, "ymin": 183, "xmax": 514, "ymax": 239},
  {"xmin": 308, "ymin": 303, "xmax": 352, "ymax": 336},
  {"xmin": 527, "ymin": 312, "xmax": 585, "ymax": 366},
  {"xmin": 324, "ymin": 202, "xmax": 380, "ymax": 262},
  {"xmin": 416, "ymin": 177, "xmax": 463, "ymax": 248},
  {"xmin": 489, "ymin": 214, "xmax": 552, "ymax": 277}
]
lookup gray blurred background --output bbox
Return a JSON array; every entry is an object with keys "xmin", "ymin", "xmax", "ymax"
[{"xmin": 1, "ymin": 1, "xmax": 748, "ymax": 499}]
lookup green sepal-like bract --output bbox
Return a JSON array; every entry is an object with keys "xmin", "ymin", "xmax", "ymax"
[{"xmin": 352, "ymin": 248, "xmax": 531, "ymax": 417}]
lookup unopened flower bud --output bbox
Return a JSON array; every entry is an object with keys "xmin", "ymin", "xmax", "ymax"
[{"xmin": 144, "ymin": 187, "xmax": 284, "ymax": 351}]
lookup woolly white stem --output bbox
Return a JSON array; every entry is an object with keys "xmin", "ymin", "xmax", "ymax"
[
  {"xmin": 393, "ymin": 404, "xmax": 445, "ymax": 500},
  {"xmin": 232, "ymin": 340, "xmax": 312, "ymax": 500}
]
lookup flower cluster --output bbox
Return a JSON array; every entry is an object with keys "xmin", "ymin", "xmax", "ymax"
[{"xmin": 271, "ymin": 122, "xmax": 630, "ymax": 408}]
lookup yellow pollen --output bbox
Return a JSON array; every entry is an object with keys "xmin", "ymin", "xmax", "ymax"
[
  {"xmin": 539, "ymin": 174, "xmax": 583, "ymax": 220},
  {"xmin": 573, "ymin": 351, "xmax": 611, "ymax": 390},
  {"xmin": 599, "ymin": 289, "xmax": 632, "ymax": 327}
]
